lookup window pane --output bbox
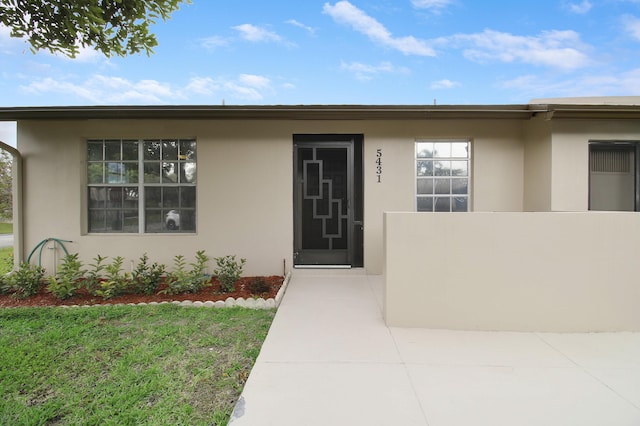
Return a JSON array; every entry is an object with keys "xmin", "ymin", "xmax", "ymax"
[
  {"xmin": 122, "ymin": 210, "xmax": 138, "ymax": 233},
  {"xmin": 180, "ymin": 139, "xmax": 196, "ymax": 161},
  {"xmin": 105, "ymin": 140, "xmax": 121, "ymax": 161},
  {"xmin": 451, "ymin": 142, "xmax": 469, "ymax": 158},
  {"xmin": 452, "ymin": 179, "xmax": 468, "ymax": 195},
  {"xmin": 434, "ymin": 197, "xmax": 451, "ymax": 212},
  {"xmin": 434, "ymin": 143, "xmax": 451, "ymax": 158},
  {"xmin": 106, "ymin": 211, "xmax": 124, "ymax": 231},
  {"xmin": 123, "ymin": 187, "xmax": 139, "ymax": 209},
  {"xmin": 164, "ymin": 209, "xmax": 180, "ymax": 231},
  {"xmin": 122, "ymin": 141, "xmax": 138, "ymax": 161},
  {"xmin": 145, "ymin": 187, "xmax": 161, "ymax": 208},
  {"xmin": 417, "ymin": 197, "xmax": 433, "ymax": 212},
  {"xmin": 416, "ymin": 142, "xmax": 434, "ymax": 158},
  {"xmin": 88, "ymin": 141, "xmax": 103, "ymax": 161},
  {"xmin": 451, "ymin": 161, "xmax": 468, "ymax": 176},
  {"xmin": 106, "ymin": 162, "xmax": 123, "ymax": 183},
  {"xmin": 179, "ymin": 210, "xmax": 196, "ymax": 231},
  {"xmin": 453, "ymin": 197, "xmax": 468, "ymax": 212},
  {"xmin": 163, "ymin": 187, "xmax": 179, "ymax": 208},
  {"xmin": 181, "ymin": 187, "xmax": 196, "ymax": 207},
  {"xmin": 107, "ymin": 187, "xmax": 124, "ymax": 208},
  {"xmin": 417, "ymin": 160, "xmax": 433, "ymax": 176},
  {"xmin": 144, "ymin": 140, "xmax": 161, "ymax": 160},
  {"xmin": 88, "ymin": 163, "xmax": 104, "ymax": 184},
  {"xmin": 417, "ymin": 178, "xmax": 434, "ymax": 194},
  {"xmin": 162, "ymin": 162, "xmax": 179, "ymax": 183},
  {"xmin": 144, "ymin": 163, "xmax": 161, "ymax": 183},
  {"xmin": 89, "ymin": 188, "xmax": 106, "ymax": 208},
  {"xmin": 162, "ymin": 140, "xmax": 178, "ymax": 160},
  {"xmin": 88, "ymin": 210, "xmax": 106, "ymax": 232},
  {"xmin": 181, "ymin": 162, "xmax": 196, "ymax": 183},
  {"xmin": 435, "ymin": 179, "xmax": 451, "ymax": 194},
  {"xmin": 434, "ymin": 161, "xmax": 450, "ymax": 176},
  {"xmin": 123, "ymin": 162, "xmax": 138, "ymax": 183},
  {"xmin": 145, "ymin": 210, "xmax": 164, "ymax": 233}
]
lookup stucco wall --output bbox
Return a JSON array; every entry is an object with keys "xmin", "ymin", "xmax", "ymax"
[
  {"xmin": 17, "ymin": 118, "xmax": 526, "ymax": 275},
  {"xmin": 384, "ymin": 212, "xmax": 640, "ymax": 331},
  {"xmin": 550, "ymin": 120, "xmax": 640, "ymax": 211},
  {"xmin": 523, "ymin": 117, "xmax": 552, "ymax": 211}
]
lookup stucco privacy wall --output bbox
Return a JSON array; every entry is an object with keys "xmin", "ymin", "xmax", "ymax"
[
  {"xmin": 18, "ymin": 118, "xmax": 525, "ymax": 275},
  {"xmin": 384, "ymin": 212, "xmax": 640, "ymax": 331}
]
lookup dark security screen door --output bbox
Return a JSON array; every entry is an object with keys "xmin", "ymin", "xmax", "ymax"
[{"xmin": 294, "ymin": 141, "xmax": 354, "ymax": 266}]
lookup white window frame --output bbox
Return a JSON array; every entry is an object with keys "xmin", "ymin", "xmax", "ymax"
[{"xmin": 415, "ymin": 139, "xmax": 471, "ymax": 212}]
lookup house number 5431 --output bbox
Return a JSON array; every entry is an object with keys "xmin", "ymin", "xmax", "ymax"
[{"xmin": 376, "ymin": 149, "xmax": 382, "ymax": 183}]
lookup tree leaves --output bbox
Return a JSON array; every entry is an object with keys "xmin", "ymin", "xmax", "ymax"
[{"xmin": 0, "ymin": 0, "xmax": 190, "ymax": 58}]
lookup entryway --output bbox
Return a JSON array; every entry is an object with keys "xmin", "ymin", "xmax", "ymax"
[{"xmin": 293, "ymin": 134, "xmax": 363, "ymax": 268}]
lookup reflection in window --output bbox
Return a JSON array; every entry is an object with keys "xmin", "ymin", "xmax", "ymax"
[
  {"xmin": 88, "ymin": 138, "xmax": 196, "ymax": 233},
  {"xmin": 416, "ymin": 140, "xmax": 470, "ymax": 212}
]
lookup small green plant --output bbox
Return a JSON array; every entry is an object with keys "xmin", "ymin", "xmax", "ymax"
[
  {"xmin": 131, "ymin": 253, "xmax": 166, "ymax": 295},
  {"xmin": 162, "ymin": 250, "xmax": 211, "ymax": 295},
  {"xmin": 94, "ymin": 256, "xmax": 130, "ymax": 299},
  {"xmin": 84, "ymin": 254, "xmax": 107, "ymax": 296},
  {"xmin": 47, "ymin": 253, "xmax": 85, "ymax": 300},
  {"xmin": 213, "ymin": 255, "xmax": 246, "ymax": 292},
  {"xmin": 248, "ymin": 277, "xmax": 270, "ymax": 295},
  {"xmin": 6, "ymin": 262, "xmax": 45, "ymax": 299}
]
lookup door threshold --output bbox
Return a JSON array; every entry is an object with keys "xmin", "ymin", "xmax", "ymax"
[{"xmin": 294, "ymin": 265, "xmax": 352, "ymax": 269}]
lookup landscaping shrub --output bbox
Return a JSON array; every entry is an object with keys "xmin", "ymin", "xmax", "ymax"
[
  {"xmin": 248, "ymin": 277, "xmax": 270, "ymax": 295},
  {"xmin": 47, "ymin": 253, "xmax": 85, "ymax": 299},
  {"xmin": 130, "ymin": 253, "xmax": 166, "ymax": 295},
  {"xmin": 6, "ymin": 262, "xmax": 45, "ymax": 298},
  {"xmin": 162, "ymin": 250, "xmax": 211, "ymax": 295},
  {"xmin": 213, "ymin": 255, "xmax": 246, "ymax": 292}
]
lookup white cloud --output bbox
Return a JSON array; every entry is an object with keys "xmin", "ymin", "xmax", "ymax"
[
  {"xmin": 186, "ymin": 74, "xmax": 274, "ymax": 101},
  {"xmin": 323, "ymin": 1, "xmax": 436, "ymax": 56},
  {"xmin": 567, "ymin": 0, "xmax": 592, "ymax": 14},
  {"xmin": 623, "ymin": 15, "xmax": 640, "ymax": 41},
  {"xmin": 233, "ymin": 24, "xmax": 283, "ymax": 43},
  {"xmin": 411, "ymin": 0, "xmax": 454, "ymax": 12},
  {"xmin": 340, "ymin": 61, "xmax": 409, "ymax": 80},
  {"xmin": 500, "ymin": 68, "xmax": 640, "ymax": 98},
  {"xmin": 442, "ymin": 29, "xmax": 591, "ymax": 71},
  {"xmin": 238, "ymin": 74, "xmax": 271, "ymax": 89},
  {"xmin": 201, "ymin": 36, "xmax": 229, "ymax": 50},
  {"xmin": 286, "ymin": 19, "xmax": 316, "ymax": 34},
  {"xmin": 430, "ymin": 79, "xmax": 460, "ymax": 89},
  {"xmin": 20, "ymin": 75, "xmax": 181, "ymax": 104}
]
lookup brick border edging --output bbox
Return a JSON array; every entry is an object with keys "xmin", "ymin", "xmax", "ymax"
[{"xmin": 59, "ymin": 271, "xmax": 293, "ymax": 310}]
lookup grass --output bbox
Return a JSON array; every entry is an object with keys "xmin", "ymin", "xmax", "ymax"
[
  {"xmin": 0, "ymin": 247, "xmax": 12, "ymax": 274},
  {"xmin": 0, "ymin": 305, "xmax": 275, "ymax": 425},
  {"xmin": 0, "ymin": 222, "xmax": 12, "ymax": 234}
]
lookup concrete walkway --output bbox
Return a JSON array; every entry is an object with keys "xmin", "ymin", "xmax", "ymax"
[{"xmin": 229, "ymin": 273, "xmax": 640, "ymax": 426}]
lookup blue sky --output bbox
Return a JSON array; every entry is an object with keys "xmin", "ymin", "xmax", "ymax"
[{"xmin": 1, "ymin": 0, "xmax": 640, "ymax": 108}]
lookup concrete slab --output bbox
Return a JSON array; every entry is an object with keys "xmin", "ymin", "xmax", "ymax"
[{"xmin": 229, "ymin": 273, "xmax": 640, "ymax": 426}]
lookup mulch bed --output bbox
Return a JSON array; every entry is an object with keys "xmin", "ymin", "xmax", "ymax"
[{"xmin": 0, "ymin": 276, "xmax": 284, "ymax": 308}]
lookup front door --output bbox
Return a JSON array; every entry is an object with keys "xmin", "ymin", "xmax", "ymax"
[{"xmin": 293, "ymin": 135, "xmax": 363, "ymax": 267}]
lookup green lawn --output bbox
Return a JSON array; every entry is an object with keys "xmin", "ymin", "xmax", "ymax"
[
  {"xmin": 0, "ymin": 247, "xmax": 12, "ymax": 274},
  {"xmin": 0, "ymin": 222, "xmax": 12, "ymax": 234},
  {"xmin": 0, "ymin": 305, "xmax": 275, "ymax": 425}
]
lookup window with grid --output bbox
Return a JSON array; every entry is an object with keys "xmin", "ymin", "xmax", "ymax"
[
  {"xmin": 87, "ymin": 139, "xmax": 197, "ymax": 233},
  {"xmin": 415, "ymin": 140, "xmax": 470, "ymax": 212}
]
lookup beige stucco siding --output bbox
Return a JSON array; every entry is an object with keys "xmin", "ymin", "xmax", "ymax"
[
  {"xmin": 549, "ymin": 120, "xmax": 640, "ymax": 212},
  {"xmin": 385, "ymin": 211, "xmax": 640, "ymax": 331},
  {"xmin": 18, "ymin": 118, "xmax": 527, "ymax": 275},
  {"xmin": 523, "ymin": 117, "xmax": 552, "ymax": 211}
]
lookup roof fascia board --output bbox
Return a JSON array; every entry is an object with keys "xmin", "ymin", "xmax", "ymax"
[{"xmin": 0, "ymin": 105, "xmax": 537, "ymax": 121}]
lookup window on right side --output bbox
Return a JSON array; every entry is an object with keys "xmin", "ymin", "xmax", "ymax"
[{"xmin": 416, "ymin": 140, "xmax": 470, "ymax": 212}]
